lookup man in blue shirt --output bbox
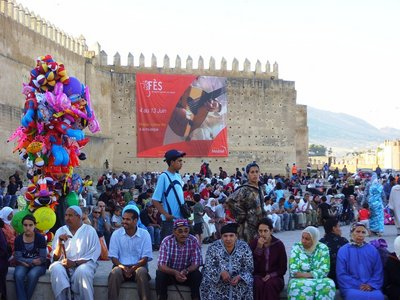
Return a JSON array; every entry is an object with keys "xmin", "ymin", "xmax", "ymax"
[
  {"xmin": 284, "ymin": 195, "xmax": 297, "ymax": 230},
  {"xmin": 152, "ymin": 149, "xmax": 186, "ymax": 240},
  {"xmin": 108, "ymin": 208, "xmax": 153, "ymax": 300}
]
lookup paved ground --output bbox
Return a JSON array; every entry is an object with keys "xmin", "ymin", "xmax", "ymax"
[{"xmin": 95, "ymin": 224, "xmax": 399, "ymax": 283}]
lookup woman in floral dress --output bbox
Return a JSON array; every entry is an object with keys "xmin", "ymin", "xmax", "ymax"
[
  {"xmin": 200, "ymin": 223, "xmax": 254, "ymax": 300},
  {"xmin": 288, "ymin": 226, "xmax": 336, "ymax": 300}
]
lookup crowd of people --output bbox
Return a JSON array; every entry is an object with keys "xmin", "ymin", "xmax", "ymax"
[{"xmin": 1, "ymin": 152, "xmax": 400, "ymax": 299}]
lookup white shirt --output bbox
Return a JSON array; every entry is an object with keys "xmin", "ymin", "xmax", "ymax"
[
  {"xmin": 52, "ymin": 224, "xmax": 100, "ymax": 262},
  {"xmin": 108, "ymin": 227, "xmax": 153, "ymax": 266}
]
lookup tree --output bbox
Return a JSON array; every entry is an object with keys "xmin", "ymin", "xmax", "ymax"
[{"xmin": 309, "ymin": 144, "xmax": 327, "ymax": 156}]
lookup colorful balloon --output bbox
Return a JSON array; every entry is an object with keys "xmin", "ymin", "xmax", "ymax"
[
  {"xmin": 63, "ymin": 76, "xmax": 82, "ymax": 97},
  {"xmin": 11, "ymin": 210, "xmax": 31, "ymax": 234},
  {"xmin": 66, "ymin": 191, "xmax": 79, "ymax": 207},
  {"xmin": 34, "ymin": 206, "xmax": 56, "ymax": 231}
]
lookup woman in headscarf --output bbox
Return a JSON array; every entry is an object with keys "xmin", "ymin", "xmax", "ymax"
[
  {"xmin": 250, "ymin": 218, "xmax": 287, "ymax": 300},
  {"xmin": 384, "ymin": 236, "xmax": 400, "ymax": 299},
  {"xmin": 367, "ymin": 173, "xmax": 385, "ymax": 236},
  {"xmin": 337, "ymin": 222, "xmax": 384, "ymax": 299},
  {"xmin": 287, "ymin": 226, "xmax": 336, "ymax": 300},
  {"xmin": 200, "ymin": 223, "xmax": 254, "ymax": 300},
  {"xmin": 226, "ymin": 162, "xmax": 265, "ymax": 243},
  {"xmin": 0, "ymin": 207, "xmax": 17, "ymax": 253}
]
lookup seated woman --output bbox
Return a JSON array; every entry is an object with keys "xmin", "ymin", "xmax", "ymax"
[
  {"xmin": 337, "ymin": 222, "xmax": 384, "ymax": 300},
  {"xmin": 384, "ymin": 236, "xmax": 400, "ymax": 300},
  {"xmin": 14, "ymin": 215, "xmax": 47, "ymax": 300},
  {"xmin": 288, "ymin": 226, "xmax": 336, "ymax": 300},
  {"xmin": 319, "ymin": 218, "xmax": 348, "ymax": 287},
  {"xmin": 249, "ymin": 218, "xmax": 287, "ymax": 300},
  {"xmin": 200, "ymin": 223, "xmax": 254, "ymax": 300},
  {"xmin": 0, "ymin": 207, "xmax": 17, "ymax": 255}
]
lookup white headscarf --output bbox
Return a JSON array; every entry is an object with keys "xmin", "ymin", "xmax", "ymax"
[
  {"xmin": 0, "ymin": 207, "xmax": 13, "ymax": 225},
  {"xmin": 302, "ymin": 226, "xmax": 320, "ymax": 253},
  {"xmin": 206, "ymin": 198, "xmax": 217, "ymax": 212},
  {"xmin": 394, "ymin": 236, "xmax": 400, "ymax": 259}
]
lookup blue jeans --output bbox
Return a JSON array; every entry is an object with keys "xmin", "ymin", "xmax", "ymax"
[
  {"xmin": 147, "ymin": 225, "xmax": 161, "ymax": 246},
  {"xmin": 4, "ymin": 195, "xmax": 17, "ymax": 209},
  {"xmin": 86, "ymin": 192, "xmax": 94, "ymax": 206},
  {"xmin": 14, "ymin": 264, "xmax": 46, "ymax": 300}
]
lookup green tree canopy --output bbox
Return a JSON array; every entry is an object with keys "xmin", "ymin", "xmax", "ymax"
[{"xmin": 309, "ymin": 144, "xmax": 327, "ymax": 156}]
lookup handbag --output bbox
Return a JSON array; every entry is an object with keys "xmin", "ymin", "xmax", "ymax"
[{"xmin": 163, "ymin": 172, "xmax": 192, "ymax": 219}]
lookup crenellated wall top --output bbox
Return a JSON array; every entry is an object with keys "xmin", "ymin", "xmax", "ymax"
[
  {"xmin": 96, "ymin": 49, "xmax": 279, "ymax": 79},
  {"xmin": 0, "ymin": 0, "xmax": 87, "ymax": 55},
  {"xmin": 2, "ymin": 0, "xmax": 280, "ymax": 79}
]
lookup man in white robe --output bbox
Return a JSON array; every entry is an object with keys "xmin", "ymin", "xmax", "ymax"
[
  {"xmin": 389, "ymin": 182, "xmax": 400, "ymax": 235},
  {"xmin": 50, "ymin": 206, "xmax": 101, "ymax": 300}
]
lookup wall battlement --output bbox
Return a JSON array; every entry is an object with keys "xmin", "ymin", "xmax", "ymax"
[
  {"xmin": 2, "ymin": 0, "xmax": 279, "ymax": 79},
  {"xmin": 0, "ymin": 0, "xmax": 87, "ymax": 56},
  {"xmin": 94, "ymin": 50, "xmax": 279, "ymax": 79}
]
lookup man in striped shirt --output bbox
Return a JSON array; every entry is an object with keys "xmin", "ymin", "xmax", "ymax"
[{"xmin": 156, "ymin": 219, "xmax": 203, "ymax": 300}]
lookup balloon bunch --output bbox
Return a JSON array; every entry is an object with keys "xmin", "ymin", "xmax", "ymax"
[{"xmin": 8, "ymin": 55, "xmax": 100, "ymax": 252}]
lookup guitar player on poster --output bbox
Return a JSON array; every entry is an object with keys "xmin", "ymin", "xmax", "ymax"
[{"xmin": 163, "ymin": 76, "xmax": 227, "ymax": 145}]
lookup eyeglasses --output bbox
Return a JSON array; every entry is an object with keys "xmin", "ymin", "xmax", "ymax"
[{"xmin": 93, "ymin": 211, "xmax": 101, "ymax": 214}]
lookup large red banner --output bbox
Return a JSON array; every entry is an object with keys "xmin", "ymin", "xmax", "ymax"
[{"xmin": 136, "ymin": 74, "xmax": 228, "ymax": 157}]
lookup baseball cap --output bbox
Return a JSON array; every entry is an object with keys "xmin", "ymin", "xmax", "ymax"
[
  {"xmin": 164, "ymin": 149, "xmax": 186, "ymax": 162},
  {"xmin": 173, "ymin": 219, "xmax": 189, "ymax": 229}
]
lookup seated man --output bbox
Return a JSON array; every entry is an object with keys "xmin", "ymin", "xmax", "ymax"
[
  {"xmin": 108, "ymin": 208, "xmax": 153, "ymax": 300},
  {"xmin": 140, "ymin": 202, "xmax": 161, "ymax": 250},
  {"xmin": 49, "ymin": 206, "xmax": 100, "ymax": 300},
  {"xmin": 156, "ymin": 219, "xmax": 203, "ymax": 300},
  {"xmin": 89, "ymin": 201, "xmax": 111, "ymax": 246}
]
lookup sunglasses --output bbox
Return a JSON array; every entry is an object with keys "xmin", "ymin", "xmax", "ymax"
[{"xmin": 93, "ymin": 211, "xmax": 101, "ymax": 214}]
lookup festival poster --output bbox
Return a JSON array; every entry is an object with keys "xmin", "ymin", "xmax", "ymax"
[{"xmin": 136, "ymin": 74, "xmax": 228, "ymax": 157}]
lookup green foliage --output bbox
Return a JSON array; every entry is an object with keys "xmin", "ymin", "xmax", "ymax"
[{"xmin": 309, "ymin": 144, "xmax": 327, "ymax": 156}]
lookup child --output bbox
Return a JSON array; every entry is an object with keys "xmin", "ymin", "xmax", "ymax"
[
  {"xmin": 358, "ymin": 202, "xmax": 371, "ymax": 235},
  {"xmin": 81, "ymin": 207, "xmax": 91, "ymax": 225},
  {"xmin": 192, "ymin": 193, "xmax": 204, "ymax": 245},
  {"xmin": 111, "ymin": 206, "xmax": 123, "ymax": 230}
]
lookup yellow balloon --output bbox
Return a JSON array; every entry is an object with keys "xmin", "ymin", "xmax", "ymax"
[
  {"xmin": 26, "ymin": 142, "xmax": 43, "ymax": 154},
  {"xmin": 33, "ymin": 207, "xmax": 56, "ymax": 231}
]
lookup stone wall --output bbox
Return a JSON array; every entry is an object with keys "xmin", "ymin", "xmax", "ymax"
[{"xmin": 0, "ymin": 0, "xmax": 308, "ymax": 179}]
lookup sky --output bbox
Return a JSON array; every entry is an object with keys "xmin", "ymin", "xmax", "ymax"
[{"xmin": 17, "ymin": 0, "xmax": 400, "ymax": 129}]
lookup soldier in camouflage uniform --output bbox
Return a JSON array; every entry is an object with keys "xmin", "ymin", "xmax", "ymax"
[{"xmin": 226, "ymin": 162, "xmax": 265, "ymax": 243}]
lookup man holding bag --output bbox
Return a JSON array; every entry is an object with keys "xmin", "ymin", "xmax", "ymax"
[{"xmin": 152, "ymin": 149, "xmax": 187, "ymax": 240}]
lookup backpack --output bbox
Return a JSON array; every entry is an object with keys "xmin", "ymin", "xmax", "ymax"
[
  {"xmin": 384, "ymin": 206, "xmax": 395, "ymax": 225},
  {"xmin": 370, "ymin": 238, "xmax": 390, "ymax": 266}
]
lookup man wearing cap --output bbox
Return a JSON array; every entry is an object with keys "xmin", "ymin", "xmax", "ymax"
[
  {"xmin": 156, "ymin": 219, "xmax": 203, "ymax": 300},
  {"xmin": 152, "ymin": 149, "xmax": 186, "ymax": 240},
  {"xmin": 108, "ymin": 208, "xmax": 153, "ymax": 300},
  {"xmin": 49, "ymin": 206, "xmax": 101, "ymax": 300}
]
